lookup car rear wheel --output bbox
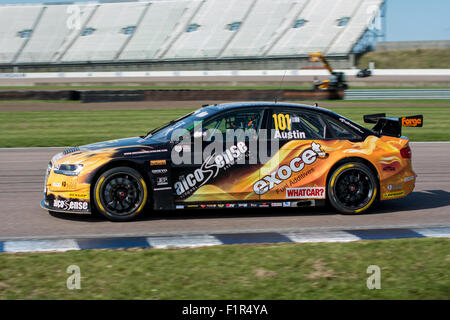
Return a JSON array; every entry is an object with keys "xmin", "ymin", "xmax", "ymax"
[
  {"xmin": 93, "ymin": 167, "xmax": 148, "ymax": 221},
  {"xmin": 327, "ymin": 162, "xmax": 378, "ymax": 214}
]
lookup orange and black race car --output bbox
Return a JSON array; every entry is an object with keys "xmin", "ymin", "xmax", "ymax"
[{"xmin": 41, "ymin": 102, "xmax": 422, "ymax": 221}]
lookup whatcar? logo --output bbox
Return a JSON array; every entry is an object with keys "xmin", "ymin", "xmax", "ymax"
[
  {"xmin": 286, "ymin": 187, "xmax": 325, "ymax": 199},
  {"xmin": 174, "ymin": 142, "xmax": 247, "ymax": 196},
  {"xmin": 253, "ymin": 142, "xmax": 325, "ymax": 195}
]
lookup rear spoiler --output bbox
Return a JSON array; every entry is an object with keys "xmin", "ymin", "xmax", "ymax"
[{"xmin": 363, "ymin": 114, "xmax": 423, "ymax": 137}]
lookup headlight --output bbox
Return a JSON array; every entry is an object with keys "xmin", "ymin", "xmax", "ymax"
[{"xmin": 54, "ymin": 164, "xmax": 84, "ymax": 176}]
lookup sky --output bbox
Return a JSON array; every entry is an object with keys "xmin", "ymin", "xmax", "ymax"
[{"xmin": 0, "ymin": 0, "xmax": 449, "ymax": 42}]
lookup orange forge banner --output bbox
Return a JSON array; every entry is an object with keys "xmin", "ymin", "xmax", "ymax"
[
  {"xmin": 183, "ymin": 135, "xmax": 415, "ymax": 203},
  {"xmin": 401, "ymin": 115, "xmax": 423, "ymax": 127}
]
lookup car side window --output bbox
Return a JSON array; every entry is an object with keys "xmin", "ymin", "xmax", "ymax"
[
  {"xmin": 201, "ymin": 109, "xmax": 264, "ymax": 141},
  {"xmin": 325, "ymin": 118, "xmax": 361, "ymax": 140},
  {"xmin": 270, "ymin": 110, "xmax": 325, "ymax": 140}
]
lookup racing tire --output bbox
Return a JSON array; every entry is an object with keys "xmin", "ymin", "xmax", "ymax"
[
  {"xmin": 93, "ymin": 167, "xmax": 148, "ymax": 222},
  {"xmin": 327, "ymin": 162, "xmax": 378, "ymax": 214}
]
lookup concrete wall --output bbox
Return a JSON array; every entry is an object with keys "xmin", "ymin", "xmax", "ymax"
[
  {"xmin": 0, "ymin": 55, "xmax": 354, "ymax": 73},
  {"xmin": 376, "ymin": 41, "xmax": 450, "ymax": 51}
]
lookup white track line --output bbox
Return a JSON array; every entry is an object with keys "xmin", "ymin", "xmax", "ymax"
[{"xmin": 3, "ymin": 239, "xmax": 79, "ymax": 253}]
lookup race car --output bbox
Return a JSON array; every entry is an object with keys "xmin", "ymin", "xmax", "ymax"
[
  {"xmin": 41, "ymin": 102, "xmax": 422, "ymax": 221},
  {"xmin": 357, "ymin": 68, "xmax": 372, "ymax": 78}
]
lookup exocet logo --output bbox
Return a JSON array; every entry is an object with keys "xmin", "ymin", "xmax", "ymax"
[
  {"xmin": 53, "ymin": 199, "xmax": 88, "ymax": 211},
  {"xmin": 253, "ymin": 142, "xmax": 324, "ymax": 195},
  {"xmin": 174, "ymin": 142, "xmax": 247, "ymax": 196}
]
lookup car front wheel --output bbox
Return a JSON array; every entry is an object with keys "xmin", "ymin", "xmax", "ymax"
[
  {"xmin": 93, "ymin": 167, "xmax": 148, "ymax": 221},
  {"xmin": 327, "ymin": 162, "xmax": 378, "ymax": 214}
]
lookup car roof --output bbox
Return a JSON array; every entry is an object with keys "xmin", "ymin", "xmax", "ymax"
[
  {"xmin": 204, "ymin": 101, "xmax": 372, "ymax": 137},
  {"xmin": 207, "ymin": 101, "xmax": 339, "ymax": 117}
]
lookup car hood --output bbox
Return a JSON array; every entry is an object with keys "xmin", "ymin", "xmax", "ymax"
[
  {"xmin": 51, "ymin": 137, "xmax": 169, "ymax": 165},
  {"xmin": 81, "ymin": 136, "xmax": 149, "ymax": 151}
]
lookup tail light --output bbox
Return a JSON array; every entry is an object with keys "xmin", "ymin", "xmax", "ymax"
[{"xmin": 400, "ymin": 145, "xmax": 412, "ymax": 159}]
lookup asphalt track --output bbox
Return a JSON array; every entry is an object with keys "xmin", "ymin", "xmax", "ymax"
[{"xmin": 0, "ymin": 142, "xmax": 449, "ymax": 240}]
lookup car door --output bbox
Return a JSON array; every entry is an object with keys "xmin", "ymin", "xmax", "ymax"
[
  {"xmin": 171, "ymin": 108, "xmax": 266, "ymax": 204},
  {"xmin": 257, "ymin": 108, "xmax": 330, "ymax": 201}
]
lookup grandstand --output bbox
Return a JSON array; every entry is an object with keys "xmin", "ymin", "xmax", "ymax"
[{"xmin": 0, "ymin": 0, "xmax": 384, "ymax": 71}]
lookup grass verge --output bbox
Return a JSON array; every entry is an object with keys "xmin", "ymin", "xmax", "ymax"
[
  {"xmin": 0, "ymin": 101, "xmax": 449, "ymax": 147},
  {"xmin": 357, "ymin": 48, "xmax": 450, "ymax": 69},
  {"xmin": 0, "ymin": 238, "xmax": 448, "ymax": 299}
]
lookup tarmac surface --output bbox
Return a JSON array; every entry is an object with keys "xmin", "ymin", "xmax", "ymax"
[{"xmin": 0, "ymin": 142, "xmax": 449, "ymax": 240}]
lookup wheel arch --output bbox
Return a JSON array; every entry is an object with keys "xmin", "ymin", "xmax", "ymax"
[
  {"xmin": 89, "ymin": 159, "xmax": 153, "ymax": 210},
  {"xmin": 325, "ymin": 156, "xmax": 381, "ymax": 200}
]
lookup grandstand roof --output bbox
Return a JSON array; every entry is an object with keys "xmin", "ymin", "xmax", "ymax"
[{"xmin": 0, "ymin": 0, "xmax": 384, "ymax": 64}]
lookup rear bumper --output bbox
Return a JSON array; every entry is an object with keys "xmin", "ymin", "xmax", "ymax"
[{"xmin": 380, "ymin": 171, "xmax": 416, "ymax": 201}]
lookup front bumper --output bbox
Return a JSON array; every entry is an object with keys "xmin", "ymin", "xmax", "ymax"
[
  {"xmin": 40, "ymin": 197, "xmax": 91, "ymax": 214},
  {"xmin": 43, "ymin": 161, "xmax": 92, "ymax": 214}
]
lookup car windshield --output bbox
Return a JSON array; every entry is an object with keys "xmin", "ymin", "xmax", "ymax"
[{"xmin": 144, "ymin": 107, "xmax": 216, "ymax": 142}]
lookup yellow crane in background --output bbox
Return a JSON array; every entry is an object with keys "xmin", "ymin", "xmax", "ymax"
[{"xmin": 308, "ymin": 52, "xmax": 348, "ymax": 91}]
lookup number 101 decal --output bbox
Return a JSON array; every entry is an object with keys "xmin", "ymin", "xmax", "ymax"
[{"xmin": 272, "ymin": 113, "xmax": 291, "ymax": 131}]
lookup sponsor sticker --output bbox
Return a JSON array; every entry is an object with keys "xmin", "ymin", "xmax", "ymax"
[
  {"xmin": 53, "ymin": 199, "xmax": 88, "ymax": 211},
  {"xmin": 124, "ymin": 150, "xmax": 168, "ymax": 156},
  {"xmin": 383, "ymin": 191, "xmax": 405, "ymax": 199},
  {"xmin": 259, "ymin": 203, "xmax": 269, "ymax": 208},
  {"xmin": 152, "ymin": 169, "xmax": 168, "ymax": 174},
  {"xmin": 274, "ymin": 130, "xmax": 306, "ymax": 140},
  {"xmin": 174, "ymin": 142, "xmax": 247, "ymax": 197},
  {"xmin": 156, "ymin": 176, "xmax": 169, "ymax": 186},
  {"xmin": 404, "ymin": 176, "xmax": 415, "ymax": 182},
  {"xmin": 150, "ymin": 160, "xmax": 166, "ymax": 166},
  {"xmin": 253, "ymin": 142, "xmax": 326, "ymax": 195},
  {"xmin": 175, "ymin": 205, "xmax": 184, "ymax": 209},
  {"xmin": 271, "ymin": 202, "xmax": 282, "ymax": 207},
  {"xmin": 225, "ymin": 204, "xmax": 235, "ymax": 208},
  {"xmin": 154, "ymin": 186, "xmax": 171, "ymax": 191},
  {"xmin": 149, "ymin": 149, "xmax": 168, "ymax": 153},
  {"xmin": 339, "ymin": 118, "xmax": 364, "ymax": 133},
  {"xmin": 286, "ymin": 187, "xmax": 326, "ymax": 199},
  {"xmin": 68, "ymin": 192, "xmax": 89, "ymax": 199},
  {"xmin": 387, "ymin": 184, "xmax": 402, "ymax": 191},
  {"xmin": 238, "ymin": 203, "xmax": 248, "ymax": 208},
  {"xmin": 283, "ymin": 202, "xmax": 291, "ymax": 207},
  {"xmin": 401, "ymin": 116, "xmax": 423, "ymax": 127}
]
